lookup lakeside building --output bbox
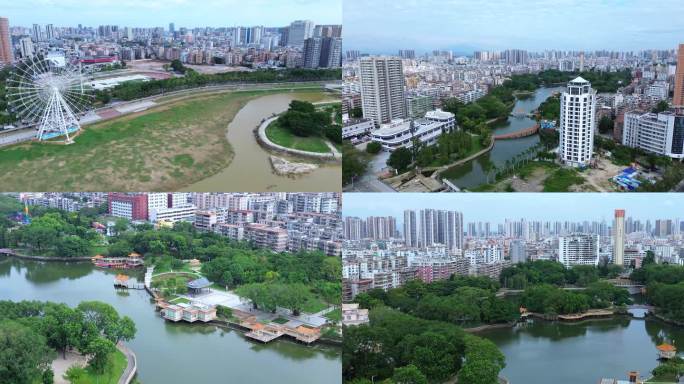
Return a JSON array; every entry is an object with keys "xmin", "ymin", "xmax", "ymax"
[
  {"xmin": 149, "ymin": 204, "xmax": 197, "ymax": 224},
  {"xmin": 622, "ymin": 111, "xmax": 684, "ymax": 159},
  {"xmin": 370, "ymin": 109, "xmax": 456, "ymax": 151},
  {"xmin": 161, "ymin": 302, "xmax": 217, "ymax": 323},
  {"xmin": 559, "ymin": 77, "xmax": 597, "ymax": 167}
]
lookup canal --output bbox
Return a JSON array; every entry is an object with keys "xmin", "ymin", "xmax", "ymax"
[
  {"xmin": 479, "ymin": 308, "xmax": 683, "ymax": 383},
  {"xmin": 183, "ymin": 92, "xmax": 341, "ymax": 192},
  {"xmin": 0, "ymin": 257, "xmax": 341, "ymax": 384},
  {"xmin": 443, "ymin": 87, "xmax": 563, "ymax": 189}
]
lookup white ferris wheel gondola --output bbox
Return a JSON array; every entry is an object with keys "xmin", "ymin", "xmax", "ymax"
[{"xmin": 6, "ymin": 56, "xmax": 92, "ymax": 144}]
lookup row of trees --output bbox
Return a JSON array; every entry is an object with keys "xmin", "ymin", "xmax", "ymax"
[
  {"xmin": 235, "ymin": 282, "xmax": 317, "ymax": 316},
  {"xmin": 106, "ymin": 67, "xmax": 341, "ymax": 101},
  {"xmin": 343, "ymin": 306, "xmax": 505, "ymax": 384},
  {"xmin": 499, "ymin": 260, "xmax": 623, "ymax": 289},
  {"xmin": 355, "ymin": 276, "xmax": 518, "ymax": 327},
  {"xmin": 0, "ymin": 300, "xmax": 136, "ymax": 384},
  {"xmin": 342, "ymin": 142, "xmax": 368, "ymax": 185},
  {"xmin": 520, "ymin": 282, "xmax": 630, "ymax": 315}
]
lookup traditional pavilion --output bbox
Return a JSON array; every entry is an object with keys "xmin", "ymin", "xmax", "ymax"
[
  {"xmin": 657, "ymin": 343, "xmax": 677, "ymax": 359},
  {"xmin": 187, "ymin": 277, "xmax": 212, "ymax": 296}
]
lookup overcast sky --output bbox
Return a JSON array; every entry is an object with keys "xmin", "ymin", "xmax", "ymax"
[
  {"xmin": 344, "ymin": 0, "xmax": 684, "ymax": 54},
  {"xmin": 343, "ymin": 193, "xmax": 683, "ymax": 225},
  {"xmin": 0, "ymin": 0, "xmax": 341, "ymax": 28}
]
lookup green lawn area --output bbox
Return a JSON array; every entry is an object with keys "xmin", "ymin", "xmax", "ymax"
[
  {"xmin": 0, "ymin": 88, "xmax": 325, "ymax": 191},
  {"xmin": 69, "ymin": 349, "xmax": 127, "ymax": 384},
  {"xmin": 272, "ymin": 317, "xmax": 289, "ymax": 324},
  {"xmin": 170, "ymin": 297, "xmax": 191, "ymax": 304},
  {"xmin": 324, "ymin": 308, "xmax": 341, "ymax": 322},
  {"xmin": 517, "ymin": 161, "xmax": 559, "ymax": 180},
  {"xmin": 543, "ymin": 167, "xmax": 585, "ymax": 192},
  {"xmin": 265, "ymin": 120, "xmax": 331, "ymax": 153},
  {"xmin": 301, "ymin": 296, "xmax": 329, "ymax": 314}
]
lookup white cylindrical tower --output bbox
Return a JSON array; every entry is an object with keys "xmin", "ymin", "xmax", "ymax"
[{"xmin": 559, "ymin": 77, "xmax": 596, "ymax": 167}]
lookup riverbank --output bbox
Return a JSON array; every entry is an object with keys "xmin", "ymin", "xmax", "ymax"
[
  {"xmin": 0, "ymin": 87, "xmax": 330, "ymax": 191},
  {"xmin": 1, "ymin": 249, "xmax": 93, "ymax": 262},
  {"xmin": 256, "ymin": 115, "xmax": 340, "ymax": 161}
]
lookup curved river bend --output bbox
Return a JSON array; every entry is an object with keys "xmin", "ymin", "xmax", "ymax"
[
  {"xmin": 183, "ymin": 92, "xmax": 341, "ymax": 192},
  {"xmin": 444, "ymin": 87, "xmax": 563, "ymax": 189},
  {"xmin": 0, "ymin": 258, "xmax": 341, "ymax": 384}
]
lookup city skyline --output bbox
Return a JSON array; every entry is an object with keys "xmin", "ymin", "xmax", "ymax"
[
  {"xmin": 0, "ymin": 0, "xmax": 342, "ymax": 27},
  {"xmin": 343, "ymin": 193, "xmax": 684, "ymax": 224},
  {"xmin": 344, "ymin": 0, "xmax": 684, "ymax": 53}
]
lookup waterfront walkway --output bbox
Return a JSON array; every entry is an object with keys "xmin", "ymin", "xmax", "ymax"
[
  {"xmin": 117, "ymin": 342, "xmax": 137, "ymax": 384},
  {"xmin": 255, "ymin": 116, "xmax": 340, "ymax": 160}
]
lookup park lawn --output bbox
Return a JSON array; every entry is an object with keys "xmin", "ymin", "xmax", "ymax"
[
  {"xmin": 272, "ymin": 317, "xmax": 289, "ymax": 324},
  {"xmin": 170, "ymin": 297, "xmax": 191, "ymax": 304},
  {"xmin": 70, "ymin": 349, "xmax": 127, "ymax": 384},
  {"xmin": 265, "ymin": 120, "xmax": 331, "ymax": 153},
  {"xmin": 543, "ymin": 168, "xmax": 585, "ymax": 192},
  {"xmin": 0, "ymin": 88, "xmax": 324, "ymax": 191},
  {"xmin": 428, "ymin": 134, "xmax": 484, "ymax": 167}
]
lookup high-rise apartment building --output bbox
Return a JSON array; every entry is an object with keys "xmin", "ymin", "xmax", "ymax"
[
  {"xmin": 288, "ymin": 20, "xmax": 314, "ymax": 48},
  {"xmin": 403, "ymin": 209, "xmax": 463, "ymax": 251},
  {"xmin": 359, "ymin": 57, "xmax": 406, "ymax": 125},
  {"xmin": 674, "ymin": 43, "xmax": 684, "ymax": 108},
  {"xmin": 558, "ymin": 233, "xmax": 599, "ymax": 267},
  {"xmin": 0, "ymin": 17, "xmax": 12, "ymax": 64},
  {"xmin": 614, "ymin": 210, "xmax": 625, "ymax": 266},
  {"xmin": 559, "ymin": 77, "xmax": 596, "ymax": 167}
]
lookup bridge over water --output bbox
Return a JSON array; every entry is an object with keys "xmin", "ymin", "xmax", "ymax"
[{"xmin": 493, "ymin": 124, "xmax": 540, "ymax": 140}]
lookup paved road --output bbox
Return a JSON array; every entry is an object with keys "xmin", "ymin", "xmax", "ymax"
[{"xmin": 0, "ymin": 128, "xmax": 37, "ymax": 147}]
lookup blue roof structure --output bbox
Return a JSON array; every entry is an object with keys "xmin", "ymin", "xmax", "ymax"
[{"xmin": 187, "ymin": 277, "xmax": 212, "ymax": 289}]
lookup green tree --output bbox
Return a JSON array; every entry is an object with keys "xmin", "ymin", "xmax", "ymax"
[
  {"xmin": 598, "ymin": 115, "xmax": 613, "ymax": 134},
  {"xmin": 366, "ymin": 141, "xmax": 382, "ymax": 154},
  {"xmin": 0, "ymin": 320, "xmax": 55, "ymax": 384},
  {"xmin": 42, "ymin": 304, "xmax": 83, "ymax": 358},
  {"xmin": 350, "ymin": 107, "xmax": 363, "ymax": 118},
  {"xmin": 387, "ymin": 147, "xmax": 413, "ymax": 173},
  {"xmin": 84, "ymin": 337, "xmax": 116, "ymax": 374},
  {"xmin": 653, "ymin": 100, "xmax": 669, "ymax": 113},
  {"xmin": 392, "ymin": 364, "xmax": 428, "ymax": 384}
]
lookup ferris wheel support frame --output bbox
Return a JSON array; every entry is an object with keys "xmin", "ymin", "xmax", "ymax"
[{"xmin": 37, "ymin": 87, "xmax": 80, "ymax": 144}]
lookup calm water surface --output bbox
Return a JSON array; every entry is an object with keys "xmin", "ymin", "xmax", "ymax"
[{"xmin": 0, "ymin": 257, "xmax": 341, "ymax": 384}]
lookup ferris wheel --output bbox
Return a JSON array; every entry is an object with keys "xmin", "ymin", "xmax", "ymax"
[{"xmin": 6, "ymin": 56, "xmax": 93, "ymax": 144}]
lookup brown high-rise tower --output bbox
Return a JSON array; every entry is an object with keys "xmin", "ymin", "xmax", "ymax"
[
  {"xmin": 0, "ymin": 17, "xmax": 12, "ymax": 64},
  {"xmin": 674, "ymin": 43, "xmax": 684, "ymax": 108}
]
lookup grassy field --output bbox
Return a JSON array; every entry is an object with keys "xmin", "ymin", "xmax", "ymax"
[
  {"xmin": 543, "ymin": 168, "xmax": 585, "ymax": 192},
  {"xmin": 265, "ymin": 120, "xmax": 331, "ymax": 153},
  {"xmin": 70, "ymin": 349, "xmax": 127, "ymax": 384},
  {"xmin": 0, "ymin": 88, "xmax": 324, "ymax": 191}
]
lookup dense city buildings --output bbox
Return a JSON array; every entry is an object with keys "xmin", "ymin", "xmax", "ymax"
[
  {"xmin": 28, "ymin": 192, "xmax": 342, "ymax": 256},
  {"xmin": 1, "ymin": 17, "xmax": 341, "ymax": 69},
  {"xmin": 343, "ymin": 197, "xmax": 684, "ymax": 301},
  {"xmin": 559, "ymin": 77, "xmax": 597, "ymax": 167}
]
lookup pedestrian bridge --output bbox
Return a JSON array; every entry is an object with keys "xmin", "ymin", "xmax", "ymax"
[{"xmin": 493, "ymin": 124, "xmax": 539, "ymax": 140}]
